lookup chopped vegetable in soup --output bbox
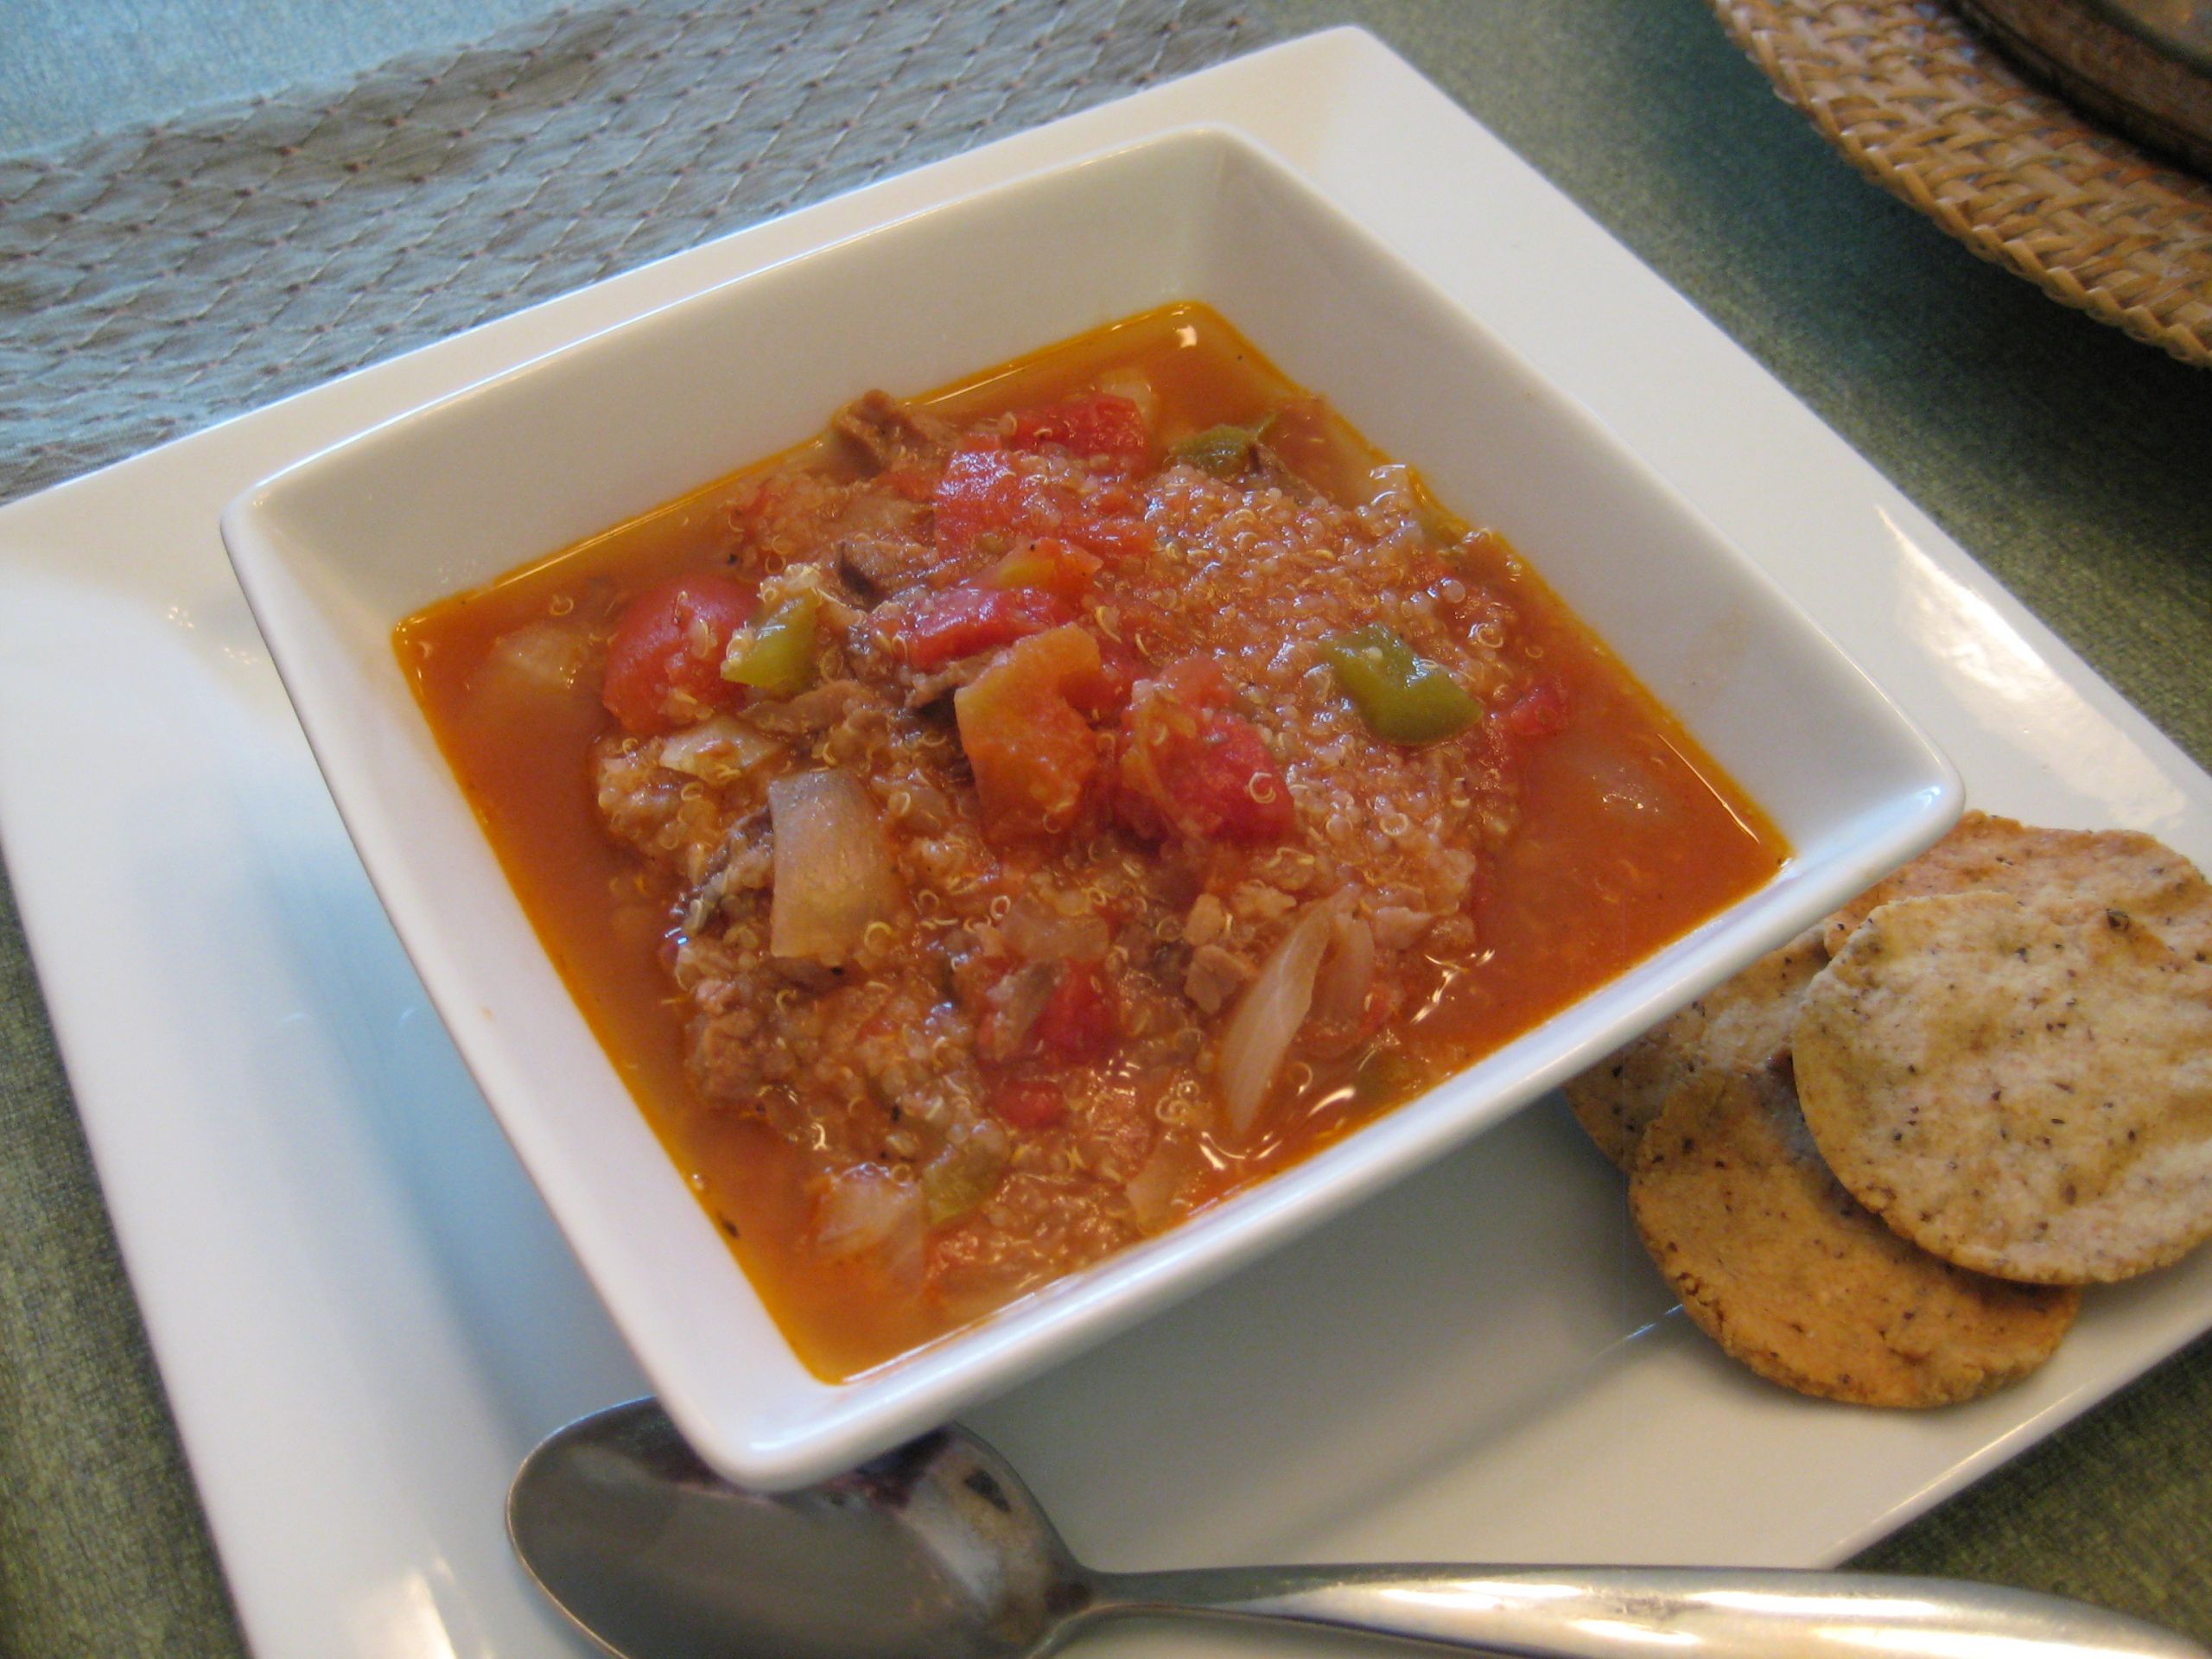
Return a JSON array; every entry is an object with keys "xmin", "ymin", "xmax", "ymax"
[{"xmin": 397, "ymin": 302, "xmax": 1785, "ymax": 1379}]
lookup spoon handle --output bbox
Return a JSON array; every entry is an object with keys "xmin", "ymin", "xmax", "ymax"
[{"xmin": 1089, "ymin": 1564, "xmax": 2209, "ymax": 1659}]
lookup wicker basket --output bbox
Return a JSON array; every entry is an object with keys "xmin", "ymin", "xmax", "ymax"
[{"xmin": 1711, "ymin": 0, "xmax": 2212, "ymax": 367}]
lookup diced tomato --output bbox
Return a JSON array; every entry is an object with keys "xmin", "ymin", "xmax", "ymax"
[
  {"xmin": 1065, "ymin": 512, "xmax": 1155, "ymax": 566},
  {"xmin": 900, "ymin": 585, "xmax": 1074, "ymax": 672},
  {"xmin": 1116, "ymin": 657, "xmax": 1295, "ymax": 843},
  {"xmin": 1006, "ymin": 392, "xmax": 1150, "ymax": 474},
  {"xmin": 1033, "ymin": 963, "xmax": 1115, "ymax": 1061},
  {"xmin": 955, "ymin": 625, "xmax": 1106, "ymax": 842},
  {"xmin": 934, "ymin": 448, "xmax": 1035, "ymax": 560},
  {"xmin": 1065, "ymin": 637, "xmax": 1141, "ymax": 721},
  {"xmin": 1149, "ymin": 710, "xmax": 1294, "ymax": 842},
  {"xmin": 600, "ymin": 572, "xmax": 757, "ymax": 735},
  {"xmin": 1064, "ymin": 481, "xmax": 1155, "ymax": 565},
  {"xmin": 989, "ymin": 1077, "xmax": 1068, "ymax": 1133},
  {"xmin": 1502, "ymin": 677, "xmax": 1569, "ymax": 741},
  {"xmin": 933, "ymin": 447, "xmax": 1155, "ymax": 567}
]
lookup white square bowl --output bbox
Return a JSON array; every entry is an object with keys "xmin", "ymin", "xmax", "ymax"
[{"xmin": 221, "ymin": 124, "xmax": 1960, "ymax": 1491}]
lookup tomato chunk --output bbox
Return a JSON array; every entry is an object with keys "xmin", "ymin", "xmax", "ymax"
[
  {"xmin": 1117, "ymin": 658, "xmax": 1295, "ymax": 843},
  {"xmin": 1066, "ymin": 637, "xmax": 1141, "ymax": 721},
  {"xmin": 934, "ymin": 448, "xmax": 1033, "ymax": 560},
  {"xmin": 1033, "ymin": 963, "xmax": 1116, "ymax": 1060},
  {"xmin": 954, "ymin": 626, "xmax": 1105, "ymax": 842},
  {"xmin": 933, "ymin": 447, "xmax": 1155, "ymax": 566},
  {"xmin": 1502, "ymin": 677, "xmax": 1570, "ymax": 741},
  {"xmin": 900, "ymin": 585, "xmax": 1074, "ymax": 672},
  {"xmin": 1006, "ymin": 392, "xmax": 1150, "ymax": 474},
  {"xmin": 989, "ymin": 1077, "xmax": 1068, "ymax": 1133},
  {"xmin": 601, "ymin": 572, "xmax": 757, "ymax": 735}
]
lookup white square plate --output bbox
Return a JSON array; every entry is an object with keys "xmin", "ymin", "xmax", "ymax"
[
  {"xmin": 3, "ymin": 28, "xmax": 2209, "ymax": 1659},
  {"xmin": 219, "ymin": 123, "xmax": 1955, "ymax": 1491}
]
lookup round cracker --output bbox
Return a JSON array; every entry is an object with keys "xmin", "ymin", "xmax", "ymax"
[
  {"xmin": 1796, "ymin": 891, "xmax": 2212, "ymax": 1283},
  {"xmin": 1565, "ymin": 926, "xmax": 1827, "ymax": 1169},
  {"xmin": 1822, "ymin": 811, "xmax": 2212, "ymax": 961},
  {"xmin": 1630, "ymin": 1065, "xmax": 2077, "ymax": 1405}
]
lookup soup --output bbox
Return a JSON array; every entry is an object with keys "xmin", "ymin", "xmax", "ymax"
[{"xmin": 397, "ymin": 302, "xmax": 1785, "ymax": 1378}]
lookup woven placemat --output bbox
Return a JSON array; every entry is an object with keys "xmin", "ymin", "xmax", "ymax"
[
  {"xmin": 0, "ymin": 0, "xmax": 1263, "ymax": 507},
  {"xmin": 1711, "ymin": 0, "xmax": 2212, "ymax": 366}
]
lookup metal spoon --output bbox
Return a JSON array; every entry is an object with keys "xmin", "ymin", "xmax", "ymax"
[{"xmin": 509, "ymin": 1397, "xmax": 2207, "ymax": 1659}]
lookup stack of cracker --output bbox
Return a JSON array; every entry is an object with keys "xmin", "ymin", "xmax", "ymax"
[{"xmin": 1566, "ymin": 812, "xmax": 2212, "ymax": 1407}]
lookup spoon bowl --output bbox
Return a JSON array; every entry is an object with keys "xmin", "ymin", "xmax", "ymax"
[
  {"xmin": 511, "ymin": 1398, "xmax": 2210, "ymax": 1659},
  {"xmin": 510, "ymin": 1403, "xmax": 1081, "ymax": 1659}
]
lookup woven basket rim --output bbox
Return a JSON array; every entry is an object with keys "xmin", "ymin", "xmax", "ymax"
[{"xmin": 1711, "ymin": 0, "xmax": 2212, "ymax": 368}]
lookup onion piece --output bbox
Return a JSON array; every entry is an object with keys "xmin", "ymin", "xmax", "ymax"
[
  {"xmin": 767, "ymin": 769, "xmax": 905, "ymax": 965},
  {"xmin": 1310, "ymin": 910, "xmax": 1376, "ymax": 1036},
  {"xmin": 1215, "ymin": 891, "xmax": 1353, "ymax": 1138},
  {"xmin": 979, "ymin": 962, "xmax": 1058, "ymax": 1063},
  {"xmin": 469, "ymin": 619, "xmax": 599, "ymax": 731},
  {"xmin": 1093, "ymin": 367, "xmax": 1160, "ymax": 429},
  {"xmin": 657, "ymin": 713, "xmax": 780, "ymax": 785},
  {"xmin": 1002, "ymin": 892, "xmax": 1111, "ymax": 963},
  {"xmin": 1124, "ymin": 1134, "xmax": 1201, "ymax": 1234},
  {"xmin": 486, "ymin": 617, "xmax": 594, "ymax": 690},
  {"xmin": 814, "ymin": 1166, "xmax": 921, "ymax": 1254}
]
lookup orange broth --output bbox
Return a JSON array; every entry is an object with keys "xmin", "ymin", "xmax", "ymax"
[{"xmin": 397, "ymin": 302, "xmax": 1785, "ymax": 1378}]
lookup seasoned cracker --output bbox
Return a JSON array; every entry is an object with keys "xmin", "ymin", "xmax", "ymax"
[
  {"xmin": 1564, "ymin": 926, "xmax": 1826, "ymax": 1169},
  {"xmin": 1822, "ymin": 811, "xmax": 2212, "ymax": 960},
  {"xmin": 1796, "ymin": 891, "xmax": 2212, "ymax": 1283},
  {"xmin": 1631, "ymin": 1065, "xmax": 2077, "ymax": 1405}
]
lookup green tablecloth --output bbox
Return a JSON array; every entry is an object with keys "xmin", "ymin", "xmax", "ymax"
[{"xmin": 3, "ymin": 2, "xmax": 2209, "ymax": 1654}]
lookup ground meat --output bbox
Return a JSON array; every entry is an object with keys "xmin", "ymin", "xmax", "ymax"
[
  {"xmin": 1181, "ymin": 892, "xmax": 1229, "ymax": 947},
  {"xmin": 927, "ymin": 1172, "xmax": 1138, "ymax": 1316},
  {"xmin": 741, "ymin": 678, "xmax": 877, "ymax": 737},
  {"xmin": 1248, "ymin": 440, "xmax": 1319, "ymax": 503},
  {"xmin": 1230, "ymin": 881, "xmax": 1299, "ymax": 925},
  {"xmin": 978, "ymin": 963, "xmax": 1058, "ymax": 1062},
  {"xmin": 899, "ymin": 654, "xmax": 995, "ymax": 710},
  {"xmin": 831, "ymin": 389, "xmax": 956, "ymax": 474},
  {"xmin": 594, "ymin": 736, "xmax": 741, "ymax": 883},
  {"xmin": 1185, "ymin": 944, "xmax": 1255, "ymax": 1014},
  {"xmin": 686, "ymin": 943, "xmax": 984, "ymax": 1167},
  {"xmin": 831, "ymin": 491, "xmax": 936, "ymax": 601},
  {"xmin": 682, "ymin": 810, "xmax": 772, "ymax": 935}
]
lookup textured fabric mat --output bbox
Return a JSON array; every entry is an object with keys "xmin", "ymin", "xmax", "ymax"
[
  {"xmin": 0, "ymin": 3, "xmax": 1264, "ymax": 1656},
  {"xmin": 0, "ymin": 0, "xmax": 1261, "ymax": 505}
]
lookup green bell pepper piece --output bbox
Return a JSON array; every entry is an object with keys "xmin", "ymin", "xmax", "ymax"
[
  {"xmin": 722, "ymin": 591, "xmax": 819, "ymax": 698},
  {"xmin": 1170, "ymin": 412, "xmax": 1279, "ymax": 479},
  {"xmin": 1324, "ymin": 625, "xmax": 1478, "ymax": 745},
  {"xmin": 1172, "ymin": 423, "xmax": 1257, "ymax": 477}
]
